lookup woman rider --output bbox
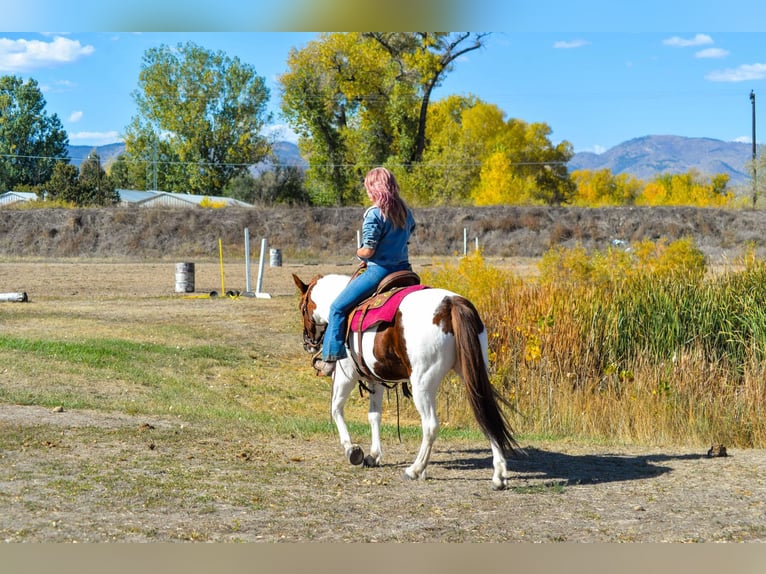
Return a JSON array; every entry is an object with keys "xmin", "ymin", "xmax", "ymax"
[{"xmin": 312, "ymin": 167, "xmax": 416, "ymax": 376}]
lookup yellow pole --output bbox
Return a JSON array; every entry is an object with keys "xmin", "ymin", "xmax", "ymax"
[{"xmin": 218, "ymin": 238, "xmax": 225, "ymax": 295}]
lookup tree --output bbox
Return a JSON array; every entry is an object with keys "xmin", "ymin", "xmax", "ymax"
[
  {"xmin": 124, "ymin": 42, "xmax": 272, "ymax": 195},
  {"xmin": 571, "ymin": 169, "xmax": 643, "ymax": 206},
  {"xmin": 364, "ymin": 33, "xmax": 490, "ymax": 165},
  {"xmin": 78, "ymin": 152, "xmax": 119, "ymax": 206},
  {"xmin": 45, "ymin": 162, "xmax": 80, "ymax": 203},
  {"xmin": 411, "ymin": 98, "xmax": 575, "ymax": 206},
  {"xmin": 279, "ymin": 33, "xmax": 489, "ymax": 204},
  {"xmin": 637, "ymin": 170, "xmax": 733, "ymax": 207},
  {"xmin": 224, "ymin": 165, "xmax": 309, "ymax": 206},
  {"xmin": 399, "ymin": 95, "xmax": 492, "ymax": 205},
  {"xmin": 0, "ymin": 76, "xmax": 69, "ymax": 190}
]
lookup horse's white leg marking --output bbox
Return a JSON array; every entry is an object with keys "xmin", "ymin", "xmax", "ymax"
[
  {"xmin": 404, "ymin": 375, "xmax": 441, "ymax": 481},
  {"xmin": 489, "ymin": 440, "xmax": 511, "ymax": 490},
  {"xmin": 365, "ymin": 381, "xmax": 384, "ymax": 467},
  {"xmin": 330, "ymin": 359, "xmax": 364, "ymax": 465}
]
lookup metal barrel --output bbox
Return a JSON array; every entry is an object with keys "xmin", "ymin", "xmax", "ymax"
[
  {"xmin": 174, "ymin": 262, "xmax": 195, "ymax": 293},
  {"xmin": 269, "ymin": 248, "xmax": 282, "ymax": 267}
]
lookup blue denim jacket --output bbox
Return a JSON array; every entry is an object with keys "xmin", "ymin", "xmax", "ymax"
[{"xmin": 360, "ymin": 206, "xmax": 416, "ymax": 270}]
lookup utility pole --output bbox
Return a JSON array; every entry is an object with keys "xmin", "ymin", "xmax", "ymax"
[{"xmin": 751, "ymin": 90, "xmax": 757, "ymax": 208}]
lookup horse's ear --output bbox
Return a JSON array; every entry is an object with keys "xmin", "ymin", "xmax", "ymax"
[{"xmin": 292, "ymin": 273, "xmax": 308, "ymax": 294}]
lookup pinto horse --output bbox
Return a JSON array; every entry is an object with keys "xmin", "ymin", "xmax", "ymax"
[{"xmin": 292, "ymin": 272, "xmax": 519, "ymax": 490}]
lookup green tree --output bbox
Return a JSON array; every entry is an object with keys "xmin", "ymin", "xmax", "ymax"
[
  {"xmin": 279, "ymin": 33, "xmax": 489, "ymax": 205},
  {"xmin": 125, "ymin": 41, "xmax": 272, "ymax": 195},
  {"xmin": 364, "ymin": 33, "xmax": 489, "ymax": 165},
  {"xmin": 78, "ymin": 152, "xmax": 119, "ymax": 206},
  {"xmin": 225, "ymin": 165, "xmax": 308, "ymax": 206},
  {"xmin": 45, "ymin": 161, "xmax": 80, "ymax": 203},
  {"xmin": 0, "ymin": 76, "xmax": 69, "ymax": 190}
]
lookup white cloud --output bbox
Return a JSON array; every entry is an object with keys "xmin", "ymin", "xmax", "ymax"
[
  {"xmin": 663, "ymin": 34, "xmax": 714, "ymax": 47},
  {"xmin": 553, "ymin": 39, "xmax": 590, "ymax": 49},
  {"xmin": 706, "ymin": 63, "xmax": 766, "ymax": 82},
  {"xmin": 68, "ymin": 110, "xmax": 83, "ymax": 123},
  {"xmin": 0, "ymin": 35, "xmax": 94, "ymax": 72},
  {"xmin": 734, "ymin": 136, "xmax": 752, "ymax": 143},
  {"xmin": 69, "ymin": 131, "xmax": 123, "ymax": 145},
  {"xmin": 695, "ymin": 48, "xmax": 729, "ymax": 59}
]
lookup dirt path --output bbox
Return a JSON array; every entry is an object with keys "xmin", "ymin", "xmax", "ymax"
[
  {"xmin": 1, "ymin": 259, "xmax": 765, "ymax": 542},
  {"xmin": 1, "ymin": 403, "xmax": 764, "ymax": 542}
]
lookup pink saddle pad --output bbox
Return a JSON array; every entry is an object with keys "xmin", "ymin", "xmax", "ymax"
[{"xmin": 350, "ymin": 285, "xmax": 428, "ymax": 332}]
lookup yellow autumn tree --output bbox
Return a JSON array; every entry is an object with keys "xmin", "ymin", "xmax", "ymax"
[
  {"xmin": 636, "ymin": 171, "xmax": 733, "ymax": 207},
  {"xmin": 571, "ymin": 169, "xmax": 643, "ymax": 206},
  {"xmin": 472, "ymin": 150, "xmax": 537, "ymax": 205}
]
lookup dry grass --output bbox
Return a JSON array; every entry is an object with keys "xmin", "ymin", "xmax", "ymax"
[
  {"xmin": 5, "ymin": 205, "xmax": 766, "ymax": 262},
  {"xmin": 3, "ymin": 257, "xmax": 766, "ymax": 543}
]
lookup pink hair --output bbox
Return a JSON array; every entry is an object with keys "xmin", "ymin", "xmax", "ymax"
[{"xmin": 364, "ymin": 167, "xmax": 407, "ymax": 228}]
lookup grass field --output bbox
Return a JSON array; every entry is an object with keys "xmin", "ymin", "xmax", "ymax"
[{"xmin": 2, "ymin": 256, "xmax": 765, "ymax": 542}]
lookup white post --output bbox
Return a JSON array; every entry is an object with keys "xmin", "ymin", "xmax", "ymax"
[
  {"xmin": 255, "ymin": 237, "xmax": 271, "ymax": 299},
  {"xmin": 463, "ymin": 228, "xmax": 467, "ymax": 256},
  {"xmin": 244, "ymin": 227, "xmax": 252, "ymax": 293},
  {"xmin": 475, "ymin": 237, "xmax": 479, "ymax": 252}
]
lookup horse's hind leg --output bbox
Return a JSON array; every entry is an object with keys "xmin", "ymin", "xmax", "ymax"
[
  {"xmin": 364, "ymin": 381, "xmax": 384, "ymax": 467},
  {"xmin": 330, "ymin": 364, "xmax": 365, "ymax": 465},
  {"xmin": 403, "ymin": 378, "xmax": 440, "ymax": 481},
  {"xmin": 489, "ymin": 441, "xmax": 512, "ymax": 491}
]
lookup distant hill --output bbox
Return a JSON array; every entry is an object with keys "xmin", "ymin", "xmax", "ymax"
[
  {"xmin": 70, "ymin": 135, "xmax": 754, "ymax": 186},
  {"xmin": 67, "ymin": 142, "xmax": 126, "ymax": 168},
  {"xmin": 569, "ymin": 135, "xmax": 754, "ymax": 185},
  {"xmin": 66, "ymin": 141, "xmax": 307, "ymax": 171}
]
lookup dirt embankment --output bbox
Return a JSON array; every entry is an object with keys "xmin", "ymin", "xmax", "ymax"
[{"xmin": 1, "ymin": 205, "xmax": 765, "ymax": 261}]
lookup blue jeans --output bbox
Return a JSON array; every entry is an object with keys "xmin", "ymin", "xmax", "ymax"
[{"xmin": 322, "ymin": 263, "xmax": 408, "ymax": 361}]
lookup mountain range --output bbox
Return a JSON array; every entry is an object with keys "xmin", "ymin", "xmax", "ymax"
[
  {"xmin": 68, "ymin": 135, "xmax": 756, "ymax": 186},
  {"xmin": 567, "ymin": 135, "xmax": 755, "ymax": 185}
]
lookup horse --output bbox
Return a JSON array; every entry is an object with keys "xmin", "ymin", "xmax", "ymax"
[{"xmin": 292, "ymin": 272, "xmax": 520, "ymax": 490}]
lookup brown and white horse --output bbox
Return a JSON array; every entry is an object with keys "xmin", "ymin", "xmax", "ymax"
[{"xmin": 293, "ymin": 273, "xmax": 519, "ymax": 490}]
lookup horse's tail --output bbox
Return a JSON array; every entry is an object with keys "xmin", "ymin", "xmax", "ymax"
[{"xmin": 447, "ymin": 296, "xmax": 519, "ymax": 457}]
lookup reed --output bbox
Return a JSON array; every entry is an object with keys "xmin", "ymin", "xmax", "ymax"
[{"xmin": 423, "ymin": 243, "xmax": 766, "ymax": 447}]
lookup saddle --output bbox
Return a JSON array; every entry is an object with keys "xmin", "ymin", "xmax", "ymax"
[
  {"xmin": 345, "ymin": 265, "xmax": 425, "ymax": 384},
  {"xmin": 349, "ymin": 271, "xmax": 425, "ymax": 332}
]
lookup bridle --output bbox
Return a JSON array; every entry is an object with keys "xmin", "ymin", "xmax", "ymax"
[{"xmin": 299, "ymin": 279, "xmax": 326, "ymax": 353}]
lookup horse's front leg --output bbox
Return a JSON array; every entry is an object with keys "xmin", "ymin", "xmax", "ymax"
[
  {"xmin": 330, "ymin": 360, "xmax": 365, "ymax": 465},
  {"xmin": 364, "ymin": 381, "xmax": 384, "ymax": 467}
]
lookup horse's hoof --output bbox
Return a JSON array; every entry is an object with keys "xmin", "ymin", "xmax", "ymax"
[
  {"xmin": 347, "ymin": 445, "xmax": 364, "ymax": 466},
  {"xmin": 401, "ymin": 470, "xmax": 416, "ymax": 481},
  {"xmin": 362, "ymin": 455, "xmax": 379, "ymax": 468},
  {"xmin": 491, "ymin": 480, "xmax": 509, "ymax": 491}
]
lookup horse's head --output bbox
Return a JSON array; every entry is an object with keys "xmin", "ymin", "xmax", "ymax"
[{"xmin": 292, "ymin": 273, "xmax": 326, "ymax": 354}]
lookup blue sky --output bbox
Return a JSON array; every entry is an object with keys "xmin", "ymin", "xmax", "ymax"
[{"xmin": 1, "ymin": 2, "xmax": 765, "ymax": 154}]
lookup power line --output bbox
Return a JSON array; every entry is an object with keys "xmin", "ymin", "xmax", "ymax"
[{"xmin": 0, "ymin": 152, "xmax": 568, "ymax": 170}]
